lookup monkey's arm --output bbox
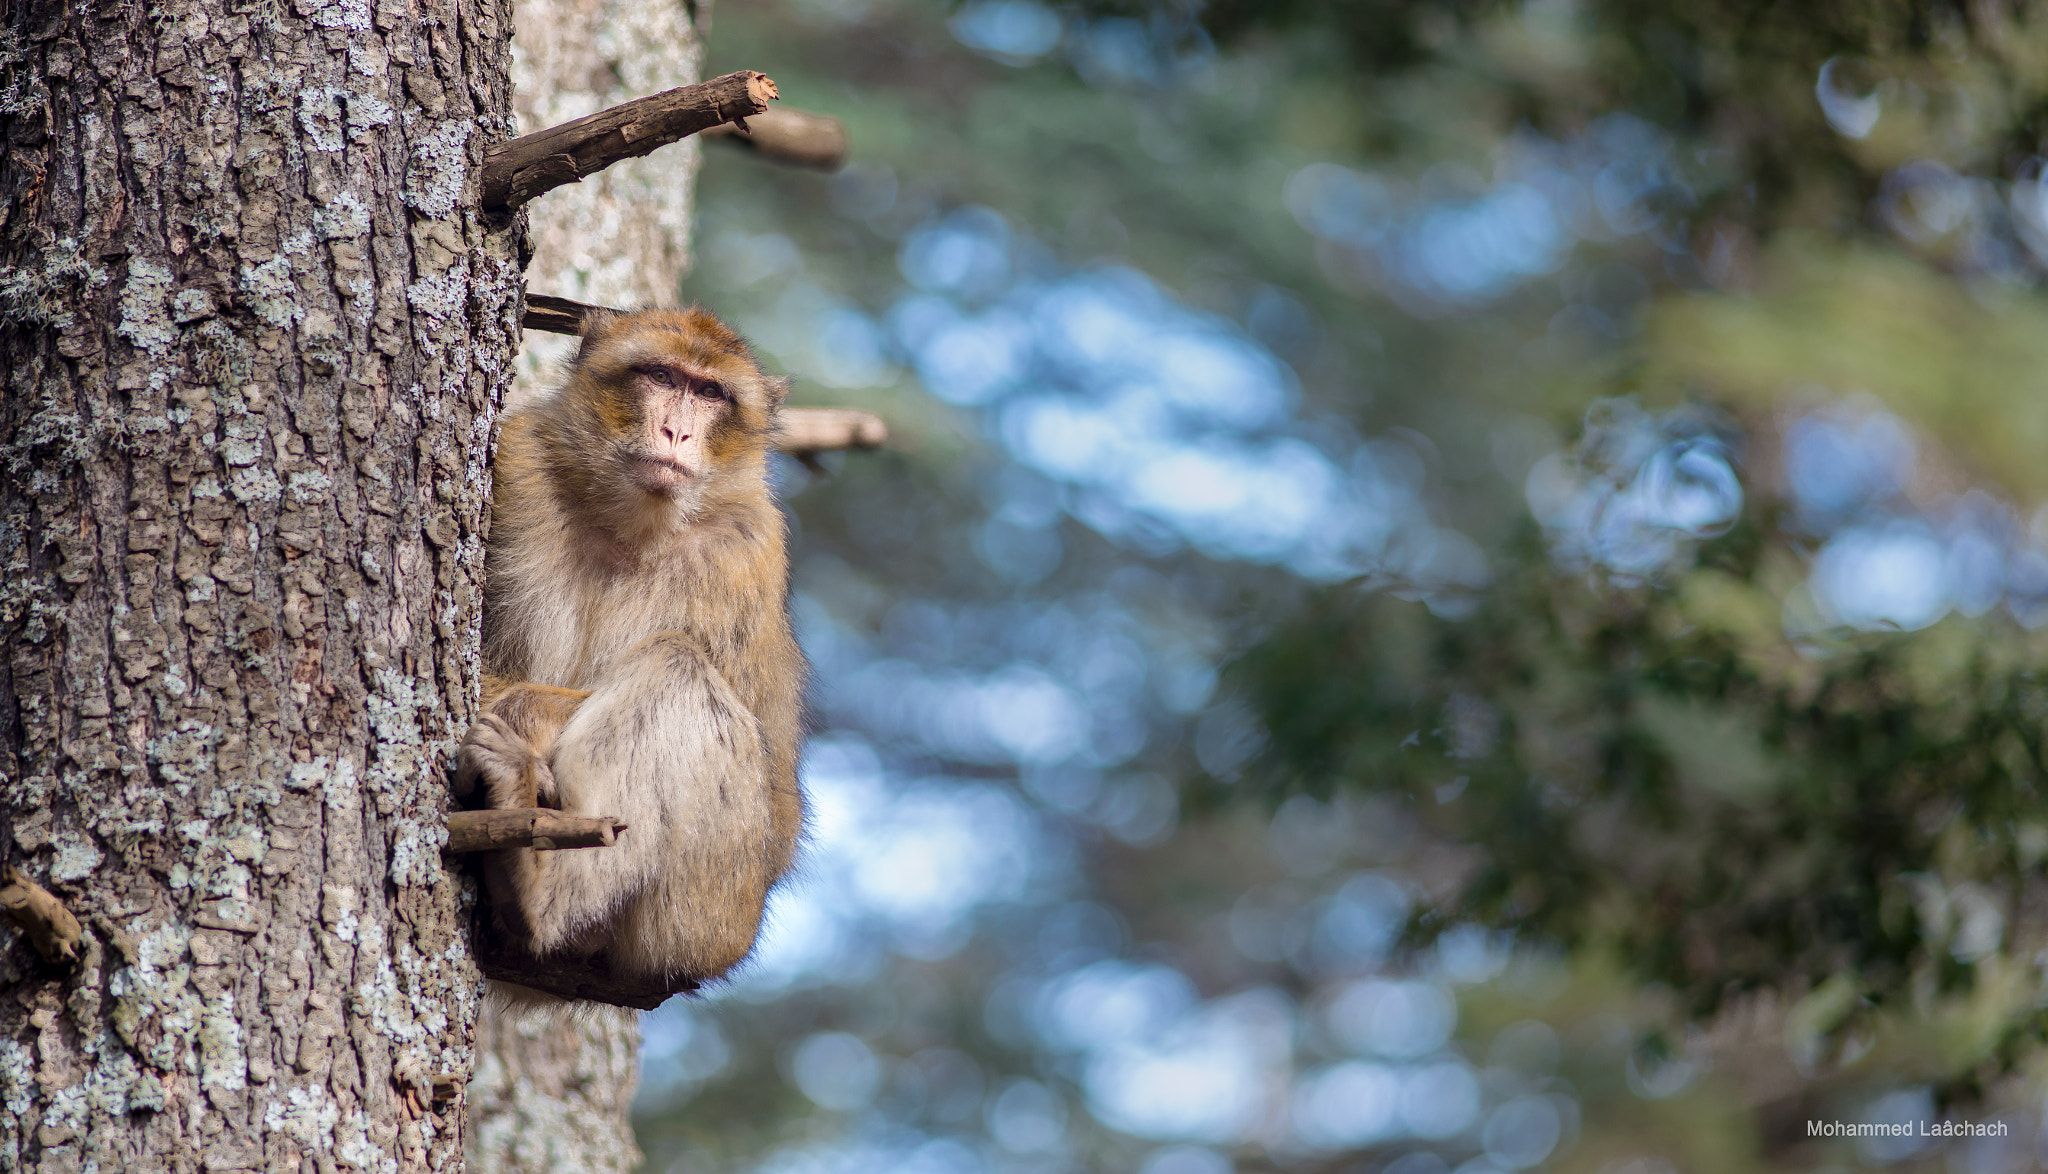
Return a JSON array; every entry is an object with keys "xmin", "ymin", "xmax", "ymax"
[{"xmin": 455, "ymin": 681, "xmax": 591, "ymax": 803}]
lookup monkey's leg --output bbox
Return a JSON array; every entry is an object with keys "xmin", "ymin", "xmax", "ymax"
[
  {"xmin": 456, "ymin": 682, "xmax": 593, "ymax": 950},
  {"xmin": 510, "ymin": 633, "xmax": 776, "ymax": 979}
]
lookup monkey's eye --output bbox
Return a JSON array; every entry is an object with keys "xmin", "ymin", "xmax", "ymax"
[
  {"xmin": 643, "ymin": 366, "xmax": 678, "ymax": 388},
  {"xmin": 697, "ymin": 381, "xmax": 729, "ymax": 402}
]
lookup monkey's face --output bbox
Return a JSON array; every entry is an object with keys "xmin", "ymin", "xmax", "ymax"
[
  {"xmin": 624, "ymin": 362, "xmax": 732, "ymax": 496},
  {"xmin": 545, "ymin": 308, "xmax": 785, "ymax": 529}
]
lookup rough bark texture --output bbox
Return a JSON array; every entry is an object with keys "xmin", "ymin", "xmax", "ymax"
[
  {"xmin": 467, "ymin": 0, "xmax": 709, "ymax": 1167},
  {"xmin": 0, "ymin": 0, "xmax": 522, "ymax": 1167}
]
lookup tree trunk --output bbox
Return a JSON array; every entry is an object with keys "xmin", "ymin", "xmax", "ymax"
[
  {"xmin": 503, "ymin": 0, "xmax": 706, "ymax": 405},
  {"xmin": 465, "ymin": 1, "xmax": 705, "ymax": 1170},
  {"xmin": 0, "ymin": 0, "xmax": 521, "ymax": 1168},
  {"xmin": 466, "ymin": 1005, "xmax": 643, "ymax": 1173}
]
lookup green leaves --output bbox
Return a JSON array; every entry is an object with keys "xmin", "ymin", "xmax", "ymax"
[{"xmin": 1239, "ymin": 539, "xmax": 2048, "ymax": 1065}]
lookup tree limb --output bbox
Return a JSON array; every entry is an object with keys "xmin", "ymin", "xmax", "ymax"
[
  {"xmin": 520, "ymin": 294, "xmax": 890, "ymax": 454},
  {"xmin": 482, "ymin": 70, "xmax": 779, "ymax": 210},
  {"xmin": 1, "ymin": 867, "xmax": 82, "ymax": 964},
  {"xmin": 699, "ymin": 106, "xmax": 848, "ymax": 170},
  {"xmin": 472, "ymin": 933, "xmax": 698, "ymax": 1010},
  {"xmin": 446, "ymin": 809, "xmax": 629, "ymax": 852}
]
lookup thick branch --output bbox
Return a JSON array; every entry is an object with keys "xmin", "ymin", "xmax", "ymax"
[
  {"xmin": 520, "ymin": 294, "xmax": 889, "ymax": 454},
  {"xmin": 699, "ymin": 106, "xmax": 848, "ymax": 170},
  {"xmin": 472, "ymin": 933, "xmax": 697, "ymax": 1010},
  {"xmin": 1, "ymin": 867, "xmax": 82, "ymax": 964},
  {"xmin": 446, "ymin": 809, "xmax": 628, "ymax": 852},
  {"xmin": 482, "ymin": 70, "xmax": 779, "ymax": 210}
]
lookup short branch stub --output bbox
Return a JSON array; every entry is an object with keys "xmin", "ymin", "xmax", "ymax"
[
  {"xmin": 778, "ymin": 406, "xmax": 888, "ymax": 454},
  {"xmin": 521, "ymin": 294, "xmax": 589, "ymax": 336},
  {"xmin": 1, "ymin": 867, "xmax": 83, "ymax": 964},
  {"xmin": 446, "ymin": 809, "xmax": 628, "ymax": 853},
  {"xmin": 700, "ymin": 106, "xmax": 848, "ymax": 170}
]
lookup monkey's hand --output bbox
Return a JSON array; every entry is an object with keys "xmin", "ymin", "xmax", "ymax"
[
  {"xmin": 454, "ymin": 682, "xmax": 591, "ymax": 804},
  {"xmin": 456, "ymin": 713, "xmax": 560, "ymax": 809}
]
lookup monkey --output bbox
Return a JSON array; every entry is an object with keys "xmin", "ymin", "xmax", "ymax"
[{"xmin": 455, "ymin": 306, "xmax": 807, "ymax": 990}]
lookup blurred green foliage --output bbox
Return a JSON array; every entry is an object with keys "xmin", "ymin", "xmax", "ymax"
[
  {"xmin": 1240, "ymin": 544, "xmax": 2048, "ymax": 1064},
  {"xmin": 631, "ymin": 1, "xmax": 2048, "ymax": 1171},
  {"xmin": 1214, "ymin": 0, "xmax": 2048, "ymax": 1087}
]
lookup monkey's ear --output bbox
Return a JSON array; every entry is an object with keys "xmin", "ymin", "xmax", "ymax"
[
  {"xmin": 765, "ymin": 376, "xmax": 791, "ymax": 407},
  {"xmin": 576, "ymin": 308, "xmax": 622, "ymax": 365}
]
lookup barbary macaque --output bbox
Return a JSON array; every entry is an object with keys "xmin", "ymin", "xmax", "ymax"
[{"xmin": 456, "ymin": 306, "xmax": 806, "ymax": 988}]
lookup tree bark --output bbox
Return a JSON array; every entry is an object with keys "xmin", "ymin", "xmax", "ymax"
[
  {"xmin": 0, "ymin": 0, "xmax": 520, "ymax": 1169},
  {"xmin": 466, "ymin": 0, "xmax": 711, "ymax": 1168},
  {"xmin": 503, "ymin": 0, "xmax": 708, "ymax": 408}
]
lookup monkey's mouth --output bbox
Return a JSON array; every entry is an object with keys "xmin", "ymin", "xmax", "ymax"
[{"xmin": 633, "ymin": 456, "xmax": 695, "ymax": 493}]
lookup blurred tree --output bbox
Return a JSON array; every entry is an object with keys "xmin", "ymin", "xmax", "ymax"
[{"xmin": 1212, "ymin": 0, "xmax": 2048, "ymax": 1070}]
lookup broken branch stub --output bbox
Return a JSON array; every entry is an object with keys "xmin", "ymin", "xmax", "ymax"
[
  {"xmin": 445, "ymin": 808, "xmax": 628, "ymax": 853},
  {"xmin": 779, "ymin": 407, "xmax": 888, "ymax": 454},
  {"xmin": 700, "ymin": 107, "xmax": 849, "ymax": 171},
  {"xmin": 1, "ymin": 867, "xmax": 83, "ymax": 964},
  {"xmin": 481, "ymin": 70, "xmax": 780, "ymax": 210},
  {"xmin": 520, "ymin": 294, "xmax": 588, "ymax": 336}
]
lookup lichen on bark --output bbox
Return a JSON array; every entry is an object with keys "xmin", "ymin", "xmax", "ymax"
[{"xmin": 0, "ymin": 0, "xmax": 523, "ymax": 1166}]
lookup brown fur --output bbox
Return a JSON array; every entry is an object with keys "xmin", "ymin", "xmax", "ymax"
[{"xmin": 459, "ymin": 307, "xmax": 807, "ymax": 987}]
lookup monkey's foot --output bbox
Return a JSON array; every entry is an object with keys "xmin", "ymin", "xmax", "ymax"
[{"xmin": 455, "ymin": 713, "xmax": 559, "ymax": 808}]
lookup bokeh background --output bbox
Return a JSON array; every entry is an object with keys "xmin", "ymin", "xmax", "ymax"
[{"xmin": 633, "ymin": 2, "xmax": 2048, "ymax": 1171}]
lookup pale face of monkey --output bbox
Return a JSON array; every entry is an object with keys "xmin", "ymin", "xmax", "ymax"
[
  {"xmin": 626, "ymin": 363, "xmax": 732, "ymax": 496},
  {"xmin": 528, "ymin": 308, "xmax": 785, "ymax": 542}
]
